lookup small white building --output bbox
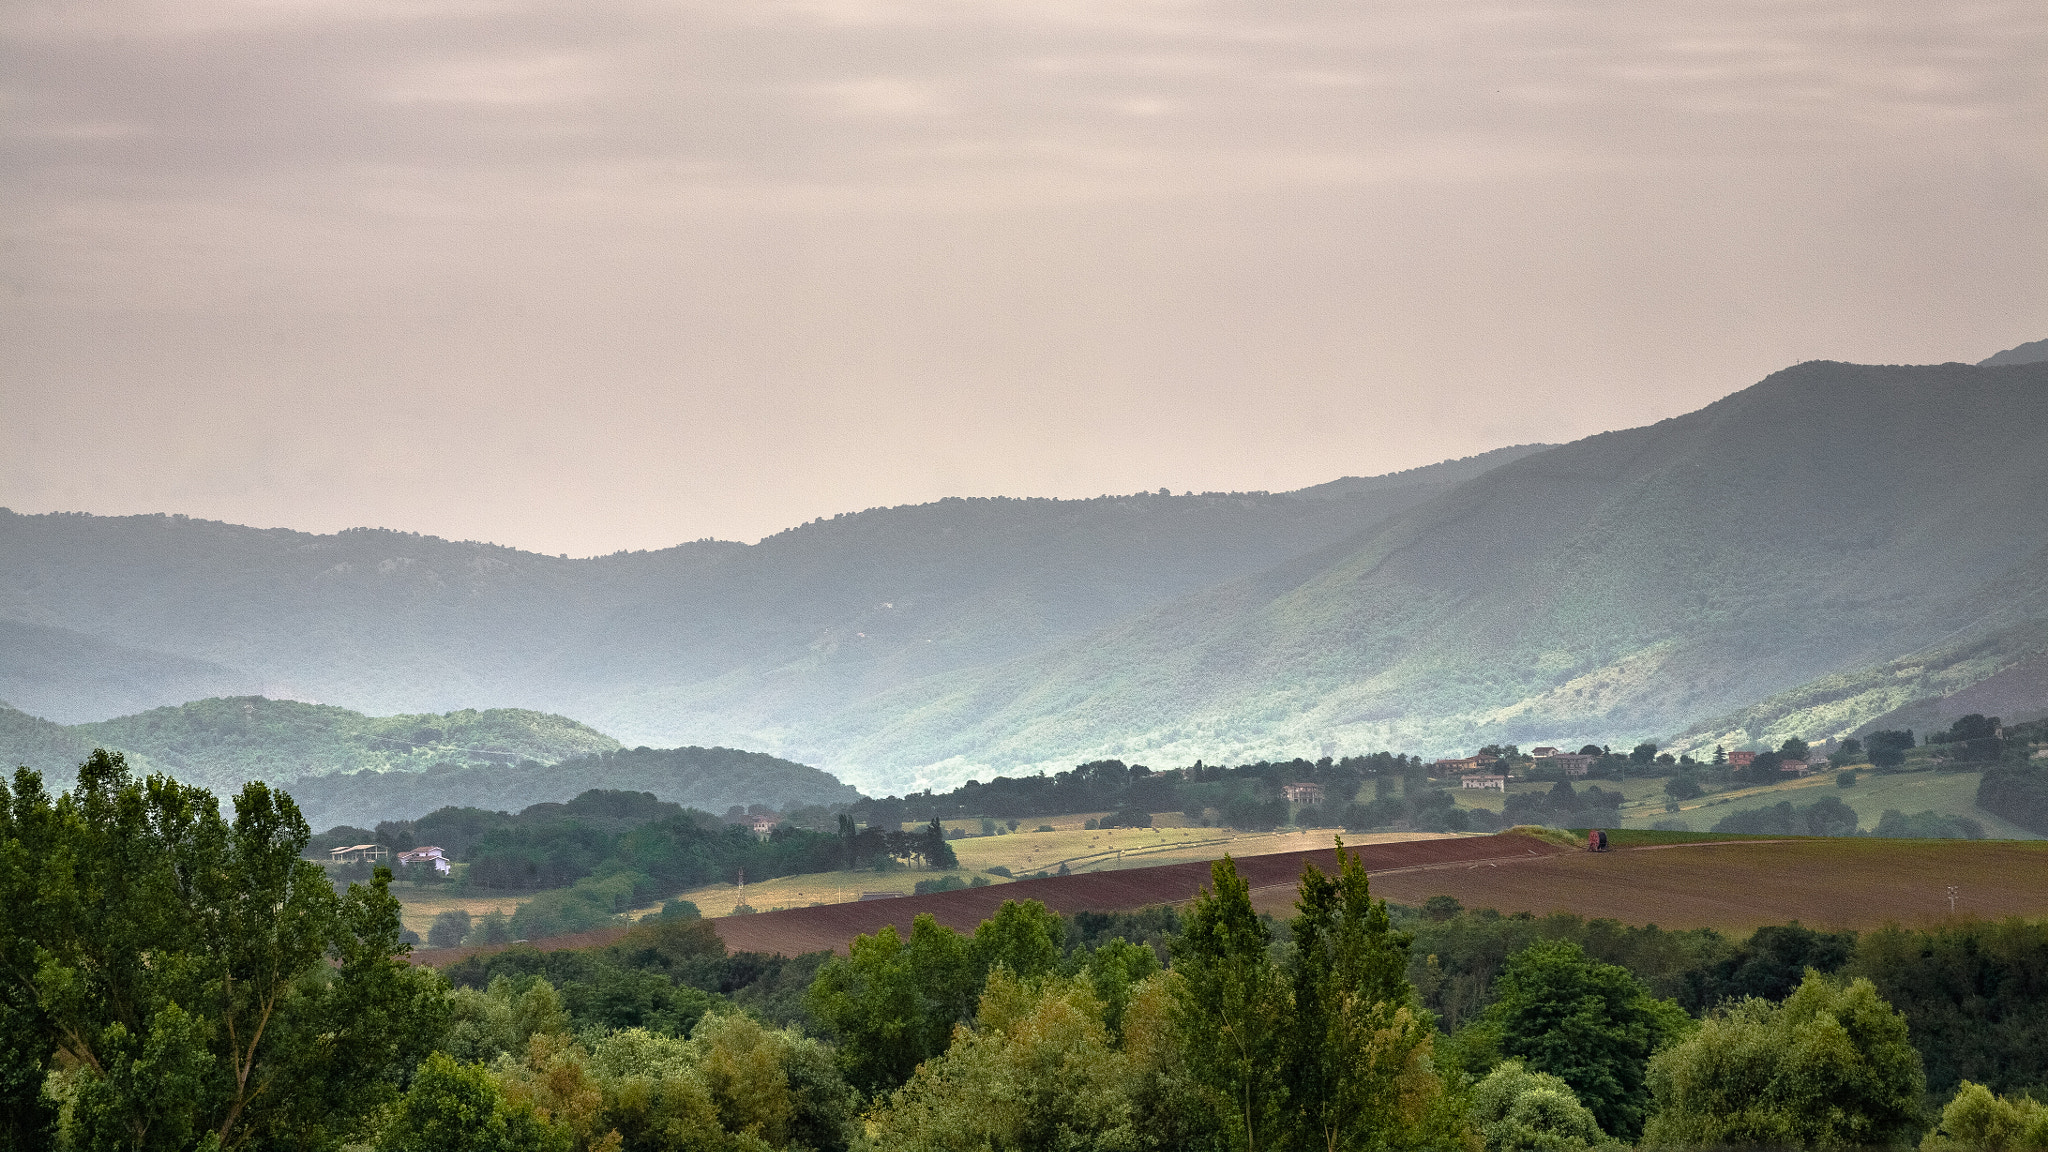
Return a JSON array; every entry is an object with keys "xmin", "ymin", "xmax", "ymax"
[
  {"xmin": 329, "ymin": 843, "xmax": 388, "ymax": 864},
  {"xmin": 1461, "ymin": 773, "xmax": 1507, "ymax": 792},
  {"xmin": 396, "ymin": 846, "xmax": 451, "ymax": 875},
  {"xmin": 1282, "ymin": 782, "xmax": 1325, "ymax": 805}
]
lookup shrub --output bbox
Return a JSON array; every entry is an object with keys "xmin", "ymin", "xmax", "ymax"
[
  {"xmin": 429, "ymin": 909, "xmax": 473, "ymax": 949},
  {"xmin": 1470, "ymin": 1061, "xmax": 1608, "ymax": 1152},
  {"xmin": 1872, "ymin": 809, "xmax": 1985, "ymax": 839},
  {"xmin": 985, "ymin": 865, "xmax": 1013, "ymax": 877}
]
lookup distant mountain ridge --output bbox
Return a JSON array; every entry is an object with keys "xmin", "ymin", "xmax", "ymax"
[
  {"xmin": 792, "ymin": 358, "xmax": 2048, "ymax": 785},
  {"xmin": 1980, "ymin": 337, "xmax": 2048, "ymax": 367},
  {"xmin": 0, "ymin": 447, "xmax": 1548, "ymax": 787}
]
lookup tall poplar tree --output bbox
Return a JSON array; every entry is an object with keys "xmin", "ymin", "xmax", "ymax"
[
  {"xmin": 1170, "ymin": 856, "xmax": 1289, "ymax": 1152},
  {"xmin": 1285, "ymin": 837, "xmax": 1442, "ymax": 1152}
]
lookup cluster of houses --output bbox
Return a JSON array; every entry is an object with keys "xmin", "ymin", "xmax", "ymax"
[
  {"xmin": 327, "ymin": 843, "xmax": 451, "ymax": 875},
  {"xmin": 1422, "ymin": 743, "xmax": 1829, "ymax": 794},
  {"xmin": 1434, "ymin": 746, "xmax": 1598, "ymax": 792}
]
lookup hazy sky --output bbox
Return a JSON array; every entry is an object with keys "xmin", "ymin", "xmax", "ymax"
[{"xmin": 4, "ymin": 0, "xmax": 2043, "ymax": 556}]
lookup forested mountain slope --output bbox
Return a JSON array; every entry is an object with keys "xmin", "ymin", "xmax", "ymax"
[
  {"xmin": 0, "ymin": 446, "xmax": 1544, "ymax": 759},
  {"xmin": 808, "ymin": 359, "xmax": 2048, "ymax": 786}
]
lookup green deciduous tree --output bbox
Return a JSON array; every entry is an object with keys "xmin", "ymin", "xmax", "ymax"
[
  {"xmin": 971, "ymin": 898, "xmax": 1066, "ymax": 985},
  {"xmin": 1642, "ymin": 972, "xmax": 1925, "ymax": 1151},
  {"xmin": 1921, "ymin": 1082, "xmax": 2048, "ymax": 1152},
  {"xmin": 805, "ymin": 912, "xmax": 974, "ymax": 1095},
  {"xmin": 1480, "ymin": 938, "xmax": 1690, "ymax": 1140},
  {"xmin": 869, "ymin": 969, "xmax": 1139, "ymax": 1152},
  {"xmin": 1, "ymin": 752, "xmax": 448, "ymax": 1151},
  {"xmin": 379, "ymin": 1052, "xmax": 569, "ymax": 1152},
  {"xmin": 1170, "ymin": 855, "xmax": 1290, "ymax": 1152}
]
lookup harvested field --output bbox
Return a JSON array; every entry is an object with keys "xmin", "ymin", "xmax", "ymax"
[
  {"xmin": 1348, "ymin": 837, "xmax": 2048, "ymax": 932},
  {"xmin": 709, "ymin": 832, "xmax": 1565, "ymax": 955},
  {"xmin": 654, "ymin": 828, "xmax": 1461, "ymax": 919}
]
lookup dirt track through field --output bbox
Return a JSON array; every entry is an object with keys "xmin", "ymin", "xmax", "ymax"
[{"xmin": 709, "ymin": 833, "xmax": 1566, "ymax": 955}]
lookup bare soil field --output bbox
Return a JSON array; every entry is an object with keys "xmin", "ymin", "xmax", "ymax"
[
  {"xmin": 707, "ymin": 833, "xmax": 1565, "ymax": 955},
  {"xmin": 1346, "ymin": 836, "xmax": 2048, "ymax": 932}
]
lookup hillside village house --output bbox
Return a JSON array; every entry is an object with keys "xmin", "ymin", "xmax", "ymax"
[
  {"xmin": 1460, "ymin": 773, "xmax": 1507, "ymax": 792},
  {"xmin": 1530, "ymin": 747, "xmax": 1562, "ymax": 758},
  {"xmin": 1780, "ymin": 758, "xmax": 1812, "ymax": 776},
  {"xmin": 1727, "ymin": 750, "xmax": 1758, "ymax": 768},
  {"xmin": 396, "ymin": 846, "xmax": 451, "ymax": 875},
  {"xmin": 1434, "ymin": 756, "xmax": 1484, "ymax": 774},
  {"xmin": 1282, "ymin": 782, "xmax": 1325, "ymax": 804},
  {"xmin": 749, "ymin": 815, "xmax": 779, "ymax": 838},
  {"xmin": 329, "ymin": 843, "xmax": 388, "ymax": 865},
  {"xmin": 1549, "ymin": 754, "xmax": 1594, "ymax": 777}
]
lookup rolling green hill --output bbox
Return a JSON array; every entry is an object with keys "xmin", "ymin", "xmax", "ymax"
[
  {"xmin": 796, "ymin": 358, "xmax": 2048, "ymax": 786},
  {"xmin": 4, "ymin": 696, "xmax": 621, "ymax": 793},
  {"xmin": 279, "ymin": 745, "xmax": 860, "ymax": 830},
  {"xmin": 1, "ymin": 697, "xmax": 858, "ymax": 828}
]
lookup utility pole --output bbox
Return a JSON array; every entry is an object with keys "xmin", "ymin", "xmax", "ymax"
[{"xmin": 1947, "ymin": 885, "xmax": 1958, "ymax": 915}]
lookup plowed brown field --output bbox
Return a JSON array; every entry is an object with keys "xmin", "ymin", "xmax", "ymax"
[
  {"xmin": 709, "ymin": 832, "xmax": 1566, "ymax": 955},
  {"xmin": 1349, "ymin": 836, "xmax": 2048, "ymax": 933}
]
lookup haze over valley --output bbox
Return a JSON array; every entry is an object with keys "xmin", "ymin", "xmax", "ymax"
[{"xmin": 5, "ymin": 346, "xmax": 2045, "ymax": 796}]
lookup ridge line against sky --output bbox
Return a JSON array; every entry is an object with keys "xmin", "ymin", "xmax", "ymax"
[
  {"xmin": 0, "ymin": 441, "xmax": 1552, "ymax": 557},
  {"xmin": 4, "ymin": 0, "xmax": 2044, "ymax": 556}
]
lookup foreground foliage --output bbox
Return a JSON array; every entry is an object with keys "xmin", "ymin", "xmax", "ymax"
[
  {"xmin": 1641, "ymin": 972, "xmax": 1925, "ymax": 1151},
  {"xmin": 0, "ymin": 752, "xmax": 447, "ymax": 1150}
]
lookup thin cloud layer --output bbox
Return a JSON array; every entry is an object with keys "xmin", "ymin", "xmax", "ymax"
[{"xmin": 2, "ymin": 0, "xmax": 2043, "ymax": 553}]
